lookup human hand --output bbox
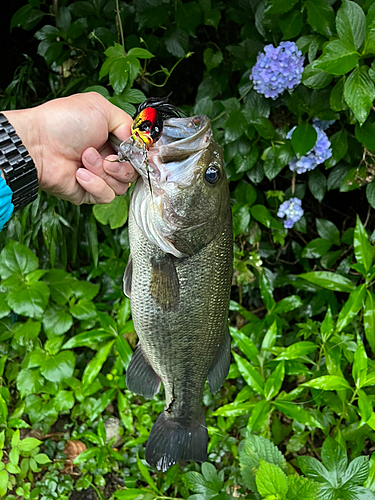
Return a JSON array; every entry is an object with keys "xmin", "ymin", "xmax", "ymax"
[{"xmin": 3, "ymin": 92, "xmax": 138, "ymax": 204}]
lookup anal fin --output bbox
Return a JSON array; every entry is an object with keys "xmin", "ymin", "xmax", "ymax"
[
  {"xmin": 126, "ymin": 344, "xmax": 161, "ymax": 399},
  {"xmin": 207, "ymin": 328, "xmax": 231, "ymax": 394}
]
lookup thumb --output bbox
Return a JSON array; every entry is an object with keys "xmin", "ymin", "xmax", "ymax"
[{"xmin": 106, "ymin": 101, "xmax": 133, "ymax": 142}]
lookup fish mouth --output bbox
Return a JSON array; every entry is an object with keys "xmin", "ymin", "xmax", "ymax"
[{"xmin": 136, "ymin": 115, "xmax": 212, "ymax": 187}]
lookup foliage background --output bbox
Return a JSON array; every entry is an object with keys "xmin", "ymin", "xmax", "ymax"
[{"xmin": 1, "ymin": 0, "xmax": 375, "ymax": 499}]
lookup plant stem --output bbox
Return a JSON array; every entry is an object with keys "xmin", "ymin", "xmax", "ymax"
[{"xmin": 115, "ymin": 0, "xmax": 125, "ymax": 48}]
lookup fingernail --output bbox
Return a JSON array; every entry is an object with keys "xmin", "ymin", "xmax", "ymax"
[
  {"xmin": 85, "ymin": 149, "xmax": 101, "ymax": 168},
  {"xmin": 105, "ymin": 161, "xmax": 124, "ymax": 174},
  {"xmin": 77, "ymin": 168, "xmax": 94, "ymax": 183}
]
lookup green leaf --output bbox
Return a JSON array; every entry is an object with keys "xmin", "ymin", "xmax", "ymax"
[
  {"xmin": 302, "ymin": 238, "xmax": 333, "ymax": 259},
  {"xmin": 256, "ymin": 460, "xmax": 288, "ymax": 497},
  {"xmin": 82, "ymin": 340, "xmax": 115, "ymax": 389},
  {"xmin": 203, "ymin": 48, "xmax": 223, "ymax": 71},
  {"xmin": 212, "ymin": 400, "xmax": 255, "ymax": 417},
  {"xmin": 306, "ymin": 0, "xmax": 335, "ymax": 38},
  {"xmin": 321, "ymin": 437, "xmax": 348, "ymax": 485},
  {"xmin": 264, "ymin": 362, "xmax": 284, "ymax": 400},
  {"xmin": 273, "ymin": 295, "xmax": 302, "ymax": 314},
  {"xmin": 13, "ymin": 319, "xmax": 41, "ymax": 348},
  {"xmin": 316, "ymin": 219, "xmax": 340, "ymax": 245},
  {"xmin": 314, "ymin": 40, "xmax": 359, "ymax": 75},
  {"xmin": 62, "ymin": 330, "xmax": 113, "ymax": 349},
  {"xmin": 251, "ymin": 205, "xmax": 283, "ymax": 230},
  {"xmin": 239, "ymin": 434, "xmax": 286, "ymax": 493},
  {"xmin": 43, "ymin": 306, "xmax": 73, "ymax": 337},
  {"xmin": 302, "ymin": 64, "xmax": 334, "ymax": 89},
  {"xmin": 19, "ymin": 437, "xmax": 42, "ymax": 452},
  {"xmin": 43, "ymin": 269, "xmax": 74, "ymax": 305},
  {"xmin": 273, "ymin": 400, "xmax": 323, "ymax": 429},
  {"xmin": 127, "ymin": 47, "xmax": 154, "ymax": 59},
  {"xmin": 330, "ymin": 78, "xmax": 348, "ymax": 111},
  {"xmin": 116, "ymin": 335, "xmax": 133, "ymax": 369},
  {"xmin": 298, "ymin": 455, "xmax": 332, "ymax": 484},
  {"xmin": 336, "ymin": 284, "xmax": 366, "ymax": 333},
  {"xmin": 247, "ymin": 399, "xmax": 271, "ymax": 433},
  {"xmin": 232, "ymin": 204, "xmax": 250, "ymax": 236},
  {"xmin": 358, "ymin": 389, "xmax": 373, "ymax": 422},
  {"xmin": 17, "ymin": 369, "xmax": 44, "ymax": 398},
  {"xmin": 364, "ymin": 292, "xmax": 375, "ymax": 354},
  {"xmin": 355, "ymin": 120, "xmax": 375, "ymax": 151},
  {"xmin": 298, "ymin": 271, "xmax": 356, "ymax": 292},
  {"xmin": 54, "ymin": 390, "xmax": 75, "ymax": 413},
  {"xmin": 352, "ymin": 340, "xmax": 368, "ymax": 390},
  {"xmin": 137, "ymin": 455, "xmax": 160, "ymax": 494},
  {"xmin": 287, "ymin": 475, "xmax": 321, "ymax": 500},
  {"xmin": 40, "ymin": 351, "xmax": 75, "ymax": 383},
  {"xmin": 275, "ymin": 341, "xmax": 318, "ymax": 361},
  {"xmin": 93, "ymin": 195, "xmax": 129, "ymax": 229},
  {"xmin": 233, "ymin": 353, "xmax": 264, "ymax": 395},
  {"xmin": 0, "ymin": 470, "xmax": 8, "ymax": 497},
  {"xmin": 165, "ymin": 27, "xmax": 189, "ymax": 57},
  {"xmin": 308, "ymin": 169, "xmax": 327, "ymax": 202},
  {"xmin": 34, "ymin": 453, "xmax": 51, "ymax": 465},
  {"xmin": 7, "ymin": 281, "xmax": 50, "ymax": 319},
  {"xmin": 303, "ymin": 375, "xmax": 352, "ymax": 391},
  {"xmin": 344, "ymin": 65, "xmax": 375, "ymax": 126},
  {"xmin": 291, "ymin": 123, "xmax": 317, "ymax": 158},
  {"xmin": 365, "ymin": 3, "xmax": 375, "ymax": 55},
  {"xmin": 0, "ymin": 240, "xmax": 38, "ymax": 279},
  {"xmin": 336, "ymin": 0, "xmax": 366, "ymax": 51},
  {"xmin": 70, "ymin": 299, "xmax": 97, "ymax": 320},
  {"xmin": 354, "ymin": 216, "xmax": 373, "ymax": 273}
]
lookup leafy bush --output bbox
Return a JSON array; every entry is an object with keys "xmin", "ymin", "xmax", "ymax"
[{"xmin": 1, "ymin": 0, "xmax": 375, "ymax": 499}]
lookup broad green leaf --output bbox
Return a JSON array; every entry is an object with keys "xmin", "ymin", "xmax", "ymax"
[
  {"xmin": 93, "ymin": 195, "xmax": 129, "ymax": 229},
  {"xmin": 306, "ymin": 0, "xmax": 335, "ymax": 38},
  {"xmin": 298, "ymin": 455, "xmax": 333, "ymax": 484},
  {"xmin": 316, "ymin": 219, "xmax": 340, "ymax": 245},
  {"xmin": 275, "ymin": 341, "xmax": 318, "ymax": 361},
  {"xmin": 273, "ymin": 401, "xmax": 323, "ymax": 429},
  {"xmin": 40, "ymin": 351, "xmax": 75, "ymax": 383},
  {"xmin": 43, "ymin": 269, "xmax": 74, "ymax": 305},
  {"xmin": 17, "ymin": 369, "xmax": 44, "ymax": 398},
  {"xmin": 54, "ymin": 390, "xmax": 75, "ymax": 413},
  {"xmin": 302, "ymin": 64, "xmax": 333, "ymax": 89},
  {"xmin": 265, "ymin": 362, "xmax": 285, "ymax": 400},
  {"xmin": 12, "ymin": 319, "xmax": 41, "ymax": 348},
  {"xmin": 344, "ymin": 65, "xmax": 375, "ymax": 126},
  {"xmin": 321, "ymin": 437, "xmax": 347, "ymax": 486},
  {"xmin": 34, "ymin": 453, "xmax": 51, "ymax": 465},
  {"xmin": 247, "ymin": 399, "xmax": 271, "ymax": 433},
  {"xmin": 0, "ymin": 240, "xmax": 38, "ymax": 279},
  {"xmin": 256, "ymin": 460, "xmax": 288, "ymax": 498},
  {"xmin": 352, "ymin": 340, "xmax": 368, "ymax": 389},
  {"xmin": 62, "ymin": 330, "xmax": 113, "ymax": 349},
  {"xmin": 298, "ymin": 271, "xmax": 356, "ymax": 292},
  {"xmin": 7, "ymin": 281, "xmax": 50, "ymax": 319},
  {"xmin": 336, "ymin": 0, "xmax": 365, "ymax": 50},
  {"xmin": 291, "ymin": 123, "xmax": 317, "ymax": 158},
  {"xmin": 70, "ymin": 299, "xmax": 97, "ymax": 320},
  {"xmin": 230, "ymin": 329, "xmax": 259, "ymax": 365},
  {"xmin": 354, "ymin": 216, "xmax": 373, "ymax": 273},
  {"xmin": 259, "ymin": 272, "xmax": 276, "ymax": 311},
  {"xmin": 19, "ymin": 437, "xmax": 42, "ymax": 452},
  {"xmin": 303, "ymin": 375, "xmax": 352, "ymax": 391},
  {"xmin": 127, "ymin": 47, "xmax": 154, "ymax": 59},
  {"xmin": 43, "ymin": 306, "xmax": 73, "ymax": 337},
  {"xmin": 321, "ymin": 307, "xmax": 334, "ymax": 341},
  {"xmin": 251, "ymin": 204, "xmax": 283, "ymax": 230},
  {"xmin": 308, "ymin": 168, "xmax": 327, "ymax": 202},
  {"xmin": 0, "ymin": 470, "xmax": 8, "ymax": 496},
  {"xmin": 82, "ymin": 340, "xmax": 115, "ymax": 389},
  {"xmin": 365, "ymin": 3, "xmax": 375, "ymax": 55},
  {"xmin": 261, "ymin": 320, "xmax": 277, "ymax": 352},
  {"xmin": 358, "ymin": 389, "xmax": 373, "ymax": 422},
  {"xmin": 137, "ymin": 455, "xmax": 160, "ymax": 494},
  {"xmin": 212, "ymin": 400, "xmax": 256, "ymax": 417},
  {"xmin": 240, "ymin": 434, "xmax": 286, "ymax": 493},
  {"xmin": 273, "ymin": 295, "xmax": 302, "ymax": 314},
  {"xmin": 314, "ymin": 40, "xmax": 359, "ymax": 75},
  {"xmin": 342, "ymin": 456, "xmax": 370, "ymax": 486},
  {"xmin": 364, "ymin": 292, "xmax": 375, "ymax": 354},
  {"xmin": 355, "ymin": 120, "xmax": 375, "ymax": 151},
  {"xmin": 336, "ymin": 284, "xmax": 366, "ymax": 333},
  {"xmin": 116, "ymin": 335, "xmax": 133, "ymax": 369},
  {"xmin": 302, "ymin": 238, "xmax": 333, "ymax": 259},
  {"xmin": 287, "ymin": 475, "xmax": 321, "ymax": 500},
  {"xmin": 114, "ymin": 489, "xmax": 155, "ymax": 500},
  {"xmin": 233, "ymin": 353, "xmax": 264, "ymax": 395}
]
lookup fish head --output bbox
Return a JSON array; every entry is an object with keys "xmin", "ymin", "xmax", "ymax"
[{"xmin": 131, "ymin": 115, "xmax": 231, "ymax": 258}]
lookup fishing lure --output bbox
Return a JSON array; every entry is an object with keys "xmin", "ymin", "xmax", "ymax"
[{"xmin": 110, "ymin": 95, "xmax": 183, "ymax": 160}]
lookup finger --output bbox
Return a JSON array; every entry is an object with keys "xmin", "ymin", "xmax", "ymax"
[
  {"xmin": 82, "ymin": 147, "xmax": 137, "ymax": 188},
  {"xmin": 76, "ymin": 168, "xmax": 116, "ymax": 204},
  {"xmin": 103, "ymin": 154, "xmax": 139, "ymax": 183}
]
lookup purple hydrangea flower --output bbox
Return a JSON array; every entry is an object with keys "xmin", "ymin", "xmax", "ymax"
[
  {"xmin": 250, "ymin": 41, "xmax": 304, "ymax": 100},
  {"xmin": 287, "ymin": 123, "xmax": 333, "ymax": 174},
  {"xmin": 277, "ymin": 197, "xmax": 304, "ymax": 229}
]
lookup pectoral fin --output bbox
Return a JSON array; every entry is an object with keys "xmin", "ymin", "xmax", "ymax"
[
  {"xmin": 123, "ymin": 254, "xmax": 132, "ymax": 298},
  {"xmin": 150, "ymin": 254, "xmax": 180, "ymax": 312},
  {"xmin": 207, "ymin": 328, "xmax": 231, "ymax": 394},
  {"xmin": 126, "ymin": 344, "xmax": 161, "ymax": 399}
]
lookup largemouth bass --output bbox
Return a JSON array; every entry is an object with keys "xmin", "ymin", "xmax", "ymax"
[{"xmin": 122, "ymin": 115, "xmax": 232, "ymax": 471}]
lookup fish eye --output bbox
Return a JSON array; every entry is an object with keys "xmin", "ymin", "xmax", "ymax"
[{"xmin": 205, "ymin": 165, "xmax": 220, "ymax": 184}]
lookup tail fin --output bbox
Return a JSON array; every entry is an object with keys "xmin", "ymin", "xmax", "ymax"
[{"xmin": 145, "ymin": 410, "xmax": 208, "ymax": 472}]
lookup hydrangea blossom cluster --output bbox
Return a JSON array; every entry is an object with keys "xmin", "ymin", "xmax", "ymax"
[
  {"xmin": 287, "ymin": 123, "xmax": 333, "ymax": 174},
  {"xmin": 277, "ymin": 197, "xmax": 304, "ymax": 229},
  {"xmin": 250, "ymin": 41, "xmax": 304, "ymax": 100}
]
